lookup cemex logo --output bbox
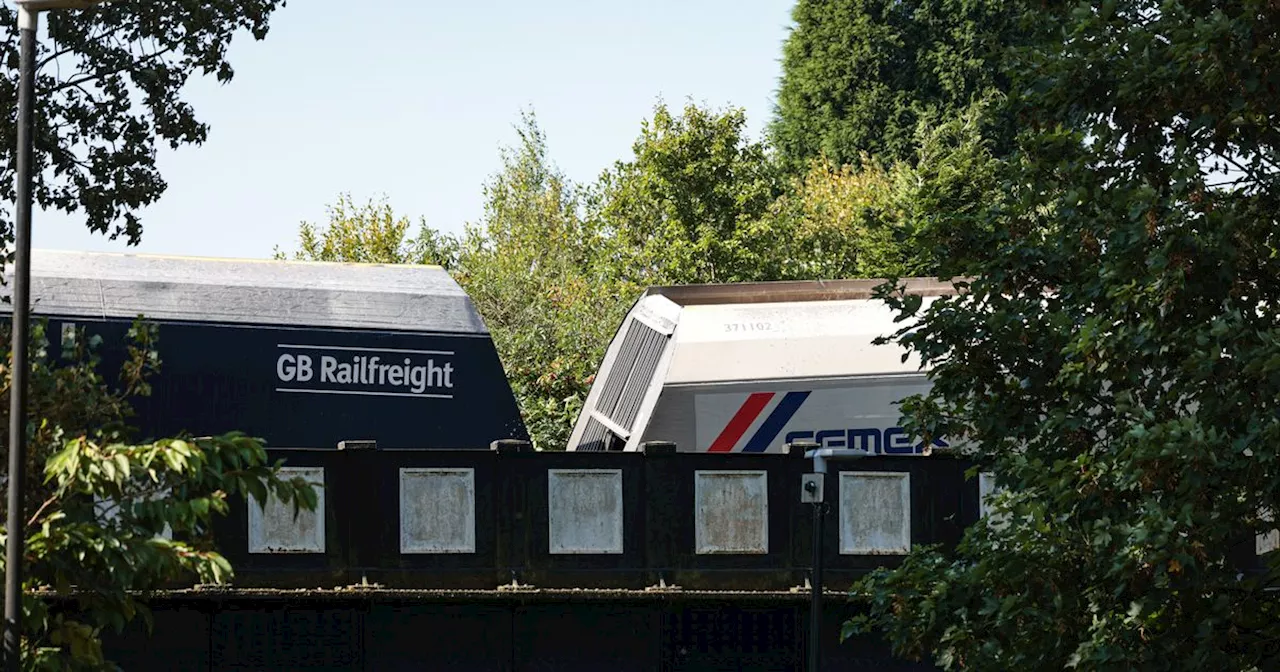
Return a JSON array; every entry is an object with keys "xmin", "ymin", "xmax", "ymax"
[
  {"xmin": 707, "ymin": 391, "xmax": 810, "ymax": 453},
  {"xmin": 274, "ymin": 344, "xmax": 456, "ymax": 399},
  {"xmin": 782, "ymin": 428, "xmax": 947, "ymax": 455},
  {"xmin": 706, "ymin": 390, "xmax": 947, "ymax": 454}
]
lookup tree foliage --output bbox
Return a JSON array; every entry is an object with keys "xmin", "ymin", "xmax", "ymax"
[
  {"xmin": 848, "ymin": 0, "xmax": 1280, "ymax": 668},
  {"xmin": 593, "ymin": 103, "xmax": 782, "ymax": 285},
  {"xmin": 0, "ymin": 0, "xmax": 287, "ymax": 248},
  {"xmin": 770, "ymin": 0, "xmax": 1016, "ymax": 171},
  {"xmin": 273, "ymin": 194, "xmax": 458, "ymax": 268},
  {"xmin": 12, "ymin": 433, "xmax": 315, "ymax": 671},
  {"xmin": 0, "ymin": 322, "xmax": 318, "ymax": 670},
  {"xmin": 8, "ymin": 322, "xmax": 155, "ymax": 517},
  {"xmin": 0, "ymin": 3, "xmax": 315, "ymax": 666},
  {"xmin": 452, "ymin": 113, "xmax": 617, "ymax": 451},
  {"xmin": 763, "ymin": 157, "xmax": 905, "ymax": 279}
]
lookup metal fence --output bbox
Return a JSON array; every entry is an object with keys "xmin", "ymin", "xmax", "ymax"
[
  {"xmin": 210, "ymin": 442, "xmax": 981, "ymax": 592},
  {"xmin": 104, "ymin": 441, "xmax": 1270, "ymax": 671},
  {"xmin": 101, "ymin": 594, "xmax": 935, "ymax": 672}
]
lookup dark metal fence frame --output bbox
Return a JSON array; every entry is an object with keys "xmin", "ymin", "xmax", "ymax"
[{"xmin": 215, "ymin": 444, "xmax": 982, "ymax": 592}]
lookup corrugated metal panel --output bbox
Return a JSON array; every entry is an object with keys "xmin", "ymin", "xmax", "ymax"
[
  {"xmin": 694, "ymin": 471, "xmax": 769, "ymax": 554},
  {"xmin": 614, "ymin": 321, "xmax": 666, "ymax": 428},
  {"xmin": 978, "ymin": 472, "xmax": 998, "ymax": 518},
  {"xmin": 7, "ymin": 250, "xmax": 487, "ymax": 334},
  {"xmin": 94, "ymin": 493, "xmax": 172, "ymax": 539},
  {"xmin": 978, "ymin": 472, "xmax": 1010, "ymax": 530},
  {"xmin": 399, "ymin": 468, "xmax": 476, "ymax": 554},
  {"xmin": 594, "ymin": 322, "xmax": 645, "ymax": 423},
  {"xmin": 1258, "ymin": 508, "xmax": 1278, "ymax": 556},
  {"xmin": 548, "ymin": 469, "xmax": 624, "ymax": 554},
  {"xmin": 594, "ymin": 319, "xmax": 668, "ymax": 430},
  {"xmin": 566, "ymin": 294, "xmax": 680, "ymax": 452},
  {"xmin": 248, "ymin": 466, "xmax": 326, "ymax": 554},
  {"xmin": 1258, "ymin": 529, "xmax": 1278, "ymax": 556},
  {"xmin": 576, "ymin": 417, "xmax": 612, "ymax": 452},
  {"xmin": 838, "ymin": 472, "xmax": 910, "ymax": 555}
]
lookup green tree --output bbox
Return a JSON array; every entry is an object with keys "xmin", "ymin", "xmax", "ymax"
[
  {"xmin": 454, "ymin": 113, "xmax": 621, "ymax": 450},
  {"xmin": 273, "ymin": 194, "xmax": 459, "ymax": 268},
  {"xmin": 592, "ymin": 102, "xmax": 782, "ymax": 285},
  {"xmin": 888, "ymin": 98, "xmax": 1004, "ymax": 275},
  {"xmin": 0, "ymin": 1, "xmax": 287, "ymax": 247},
  {"xmin": 761, "ymin": 100, "xmax": 1000, "ymax": 280},
  {"xmin": 848, "ymin": 1, "xmax": 1280, "ymax": 668},
  {"xmin": 762, "ymin": 156, "xmax": 910, "ymax": 279},
  {"xmin": 770, "ymin": 0, "xmax": 1016, "ymax": 171},
  {"xmin": 1, "ymin": 322, "xmax": 317, "ymax": 670}
]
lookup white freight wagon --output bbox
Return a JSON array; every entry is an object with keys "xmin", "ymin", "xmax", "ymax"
[{"xmin": 567, "ymin": 279, "xmax": 957, "ymax": 454}]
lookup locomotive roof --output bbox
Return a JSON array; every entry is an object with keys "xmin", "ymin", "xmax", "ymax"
[{"xmin": 4, "ymin": 250, "xmax": 488, "ymax": 334}]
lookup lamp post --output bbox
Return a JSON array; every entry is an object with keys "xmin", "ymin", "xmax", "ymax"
[
  {"xmin": 5, "ymin": 2, "xmax": 106, "ymax": 669},
  {"xmin": 798, "ymin": 445, "xmax": 870, "ymax": 672}
]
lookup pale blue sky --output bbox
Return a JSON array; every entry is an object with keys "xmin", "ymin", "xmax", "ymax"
[{"xmin": 35, "ymin": 0, "xmax": 796, "ymax": 259}]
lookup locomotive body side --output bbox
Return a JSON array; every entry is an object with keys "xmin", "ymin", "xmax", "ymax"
[{"xmin": 11, "ymin": 250, "xmax": 528, "ymax": 449}]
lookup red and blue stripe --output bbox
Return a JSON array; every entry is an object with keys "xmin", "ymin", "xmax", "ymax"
[{"xmin": 707, "ymin": 391, "xmax": 811, "ymax": 453}]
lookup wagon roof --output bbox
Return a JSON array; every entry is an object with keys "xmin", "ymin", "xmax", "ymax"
[{"xmin": 3, "ymin": 249, "xmax": 486, "ymax": 334}]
